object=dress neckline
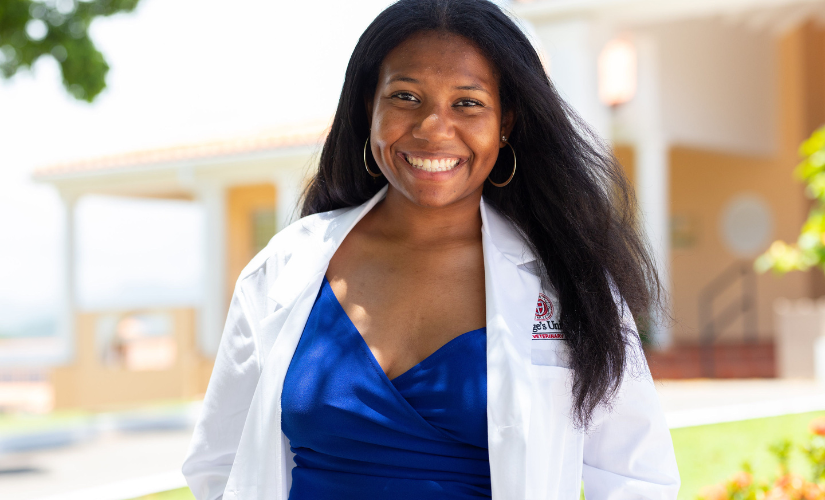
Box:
[321,276,485,383]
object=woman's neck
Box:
[368,185,484,249]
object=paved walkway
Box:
[3,379,825,500]
[0,429,192,500]
[656,379,825,428]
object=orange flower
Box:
[766,474,825,500]
[700,483,728,500]
[766,486,792,500]
[775,473,805,491]
[810,417,825,436]
[730,471,753,489]
[802,482,825,500]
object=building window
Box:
[97,312,177,371]
[252,209,277,255]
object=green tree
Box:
[0,0,141,102]
[756,126,825,274]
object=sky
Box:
[0,0,414,333]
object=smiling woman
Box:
[364,30,513,209]
[182,1,680,499]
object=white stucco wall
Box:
[615,18,778,156]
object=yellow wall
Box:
[226,184,277,304]
[669,147,808,343]
[51,309,212,410]
[629,22,825,345]
[614,145,635,184]
[782,22,825,297]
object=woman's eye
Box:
[393,92,419,102]
[456,99,483,107]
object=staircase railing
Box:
[698,260,757,377]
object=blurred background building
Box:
[5,0,825,498]
[1,0,825,421]
[515,0,825,379]
[31,122,322,408]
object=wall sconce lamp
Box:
[598,39,637,107]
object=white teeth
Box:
[405,155,459,172]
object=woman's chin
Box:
[387,181,483,210]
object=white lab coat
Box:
[182,185,680,500]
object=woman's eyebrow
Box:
[455,84,491,95]
[388,75,419,84]
[388,75,490,95]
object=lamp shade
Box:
[598,39,637,106]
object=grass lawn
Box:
[128,488,194,500]
[0,409,90,434]
[129,410,825,500]
[672,410,825,500]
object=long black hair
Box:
[301,0,660,428]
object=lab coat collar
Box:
[266,186,537,307]
[479,196,537,267]
[266,185,389,308]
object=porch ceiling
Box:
[32,122,328,198]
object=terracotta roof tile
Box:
[33,121,330,179]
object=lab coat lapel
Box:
[225,186,389,500]
[267,184,389,310]
[481,198,540,500]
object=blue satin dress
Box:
[281,277,491,499]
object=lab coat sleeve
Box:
[182,284,261,500]
[581,303,680,500]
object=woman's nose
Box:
[412,108,454,142]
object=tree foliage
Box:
[756,126,825,275]
[0,0,140,102]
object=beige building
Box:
[34,122,326,408]
[33,0,825,407]
[515,0,825,376]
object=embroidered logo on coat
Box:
[535,293,554,321]
[532,292,564,340]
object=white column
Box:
[58,191,78,364]
[195,182,227,357]
[274,168,305,232]
[634,35,672,349]
[532,18,612,141]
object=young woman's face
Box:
[367,31,514,209]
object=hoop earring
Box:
[363,138,383,178]
[488,140,516,187]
